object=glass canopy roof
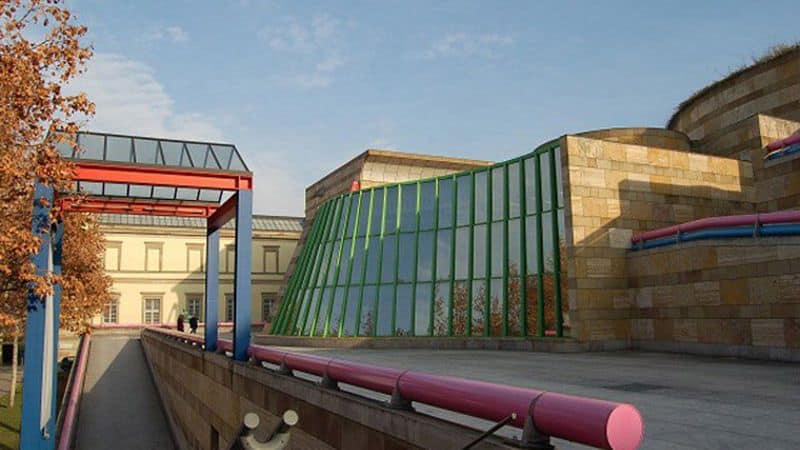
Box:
[57,131,250,203]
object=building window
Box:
[145,242,163,272]
[143,297,161,324]
[225,245,235,273]
[263,246,279,273]
[225,294,234,322]
[103,297,119,323]
[105,242,122,272]
[186,244,204,272]
[186,295,203,321]
[262,294,276,322]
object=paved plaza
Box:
[281,347,800,449]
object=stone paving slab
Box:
[278,348,800,449]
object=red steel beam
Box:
[59,198,218,218]
[206,193,238,231]
[72,161,253,191]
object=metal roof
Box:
[98,213,304,232]
[57,131,250,203]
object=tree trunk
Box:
[9,334,18,407]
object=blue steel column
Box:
[204,223,221,352]
[233,190,253,361]
[21,181,55,450]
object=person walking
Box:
[177,313,185,332]
[189,315,199,334]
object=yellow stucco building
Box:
[93,213,303,327]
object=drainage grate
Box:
[605,382,666,392]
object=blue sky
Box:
[66,0,800,215]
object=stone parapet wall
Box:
[562,134,755,344]
[754,115,800,211]
[627,237,800,361]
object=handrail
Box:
[766,133,800,151]
[631,210,800,244]
[56,333,91,450]
[147,328,643,449]
[93,321,264,330]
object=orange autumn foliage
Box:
[0,0,108,335]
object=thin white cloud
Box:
[142,25,190,43]
[66,53,222,141]
[258,14,347,89]
[426,32,514,59]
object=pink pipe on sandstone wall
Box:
[56,333,91,450]
[766,133,800,151]
[631,210,800,243]
[186,333,643,450]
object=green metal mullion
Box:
[466,172,475,337]
[279,201,328,334]
[535,155,545,337]
[308,197,344,336]
[410,182,421,336]
[428,179,439,336]
[549,148,564,337]
[299,200,339,335]
[391,187,401,335]
[447,175,457,336]
[322,193,353,337]
[354,190,374,336]
[373,188,388,337]
[484,170,492,337]
[339,191,364,336]
[518,159,529,337]
[502,163,510,336]
[292,205,330,335]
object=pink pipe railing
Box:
[93,321,264,330]
[766,133,800,151]
[56,333,91,450]
[154,329,643,449]
[631,210,800,243]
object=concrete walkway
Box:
[75,335,173,450]
[285,348,800,450]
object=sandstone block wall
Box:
[754,115,800,211]
[561,134,755,343]
[627,238,800,361]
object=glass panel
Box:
[419,182,435,230]
[314,288,332,335]
[385,187,398,233]
[133,138,159,163]
[365,240,380,283]
[416,231,434,282]
[377,285,394,336]
[160,141,183,166]
[186,143,208,168]
[77,134,104,160]
[212,145,233,169]
[176,188,199,200]
[436,229,452,281]
[414,283,432,336]
[507,263,522,336]
[543,212,554,273]
[400,184,417,232]
[55,136,74,158]
[433,282,451,336]
[526,216,540,275]
[526,275,540,335]
[153,186,176,199]
[327,243,341,285]
[342,286,359,336]
[102,183,125,196]
[380,235,396,283]
[106,136,132,162]
[346,196,359,237]
[492,166,505,221]
[509,162,520,218]
[395,284,412,336]
[129,184,151,198]
[327,287,345,336]
[454,227,469,280]
[471,280,486,335]
[79,182,102,195]
[357,193,371,237]
[490,278,503,336]
[491,222,504,278]
[541,151,552,211]
[350,238,365,284]
[397,233,415,283]
[199,189,222,202]
[508,219,521,278]
[227,148,247,171]
[370,189,384,235]
[524,157,537,214]
[474,171,488,224]
[473,224,486,278]
[438,178,454,228]
[317,243,332,287]
[456,175,472,226]
[359,286,377,336]
[554,147,564,208]
[453,281,468,335]
[337,239,352,284]
[302,288,321,334]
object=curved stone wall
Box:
[668,47,800,147]
[576,128,691,151]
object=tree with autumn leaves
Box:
[0,0,110,404]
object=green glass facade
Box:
[273,139,567,338]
